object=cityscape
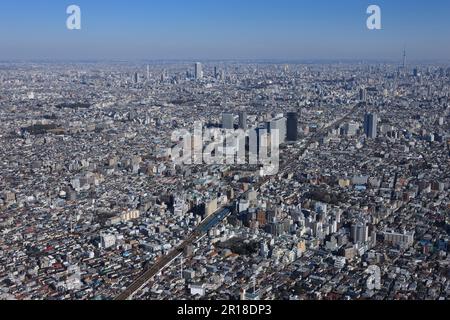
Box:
[0,1,449,303]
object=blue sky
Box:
[0,0,449,61]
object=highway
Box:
[114,104,359,300]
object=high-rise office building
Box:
[195,62,203,80]
[239,111,248,130]
[133,72,139,84]
[146,65,150,81]
[268,117,286,144]
[287,112,298,141]
[364,113,378,139]
[343,122,359,137]
[222,113,234,130]
[351,222,369,244]
[359,88,367,102]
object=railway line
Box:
[114,104,359,300]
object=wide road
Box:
[114,104,359,300]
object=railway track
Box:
[114,104,359,300]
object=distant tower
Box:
[146,65,150,81]
[402,48,407,69]
[364,113,378,139]
[133,72,139,84]
[195,62,203,80]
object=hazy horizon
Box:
[0,0,449,61]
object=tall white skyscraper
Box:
[195,62,203,80]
